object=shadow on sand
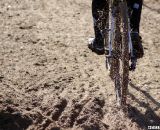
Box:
[0,110,32,130]
[144,4,160,14]
[127,82,160,130]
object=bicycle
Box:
[96,0,137,106]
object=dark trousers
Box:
[92,0,143,40]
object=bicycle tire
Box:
[113,7,122,106]
[119,1,130,106]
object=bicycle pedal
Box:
[129,66,135,71]
[129,63,135,71]
[106,55,112,58]
[105,49,109,55]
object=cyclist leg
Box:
[92,0,107,42]
[88,0,108,54]
[127,0,144,58]
[127,0,143,32]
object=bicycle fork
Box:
[105,7,137,71]
[128,20,137,71]
[105,7,116,70]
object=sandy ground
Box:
[0,0,160,130]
